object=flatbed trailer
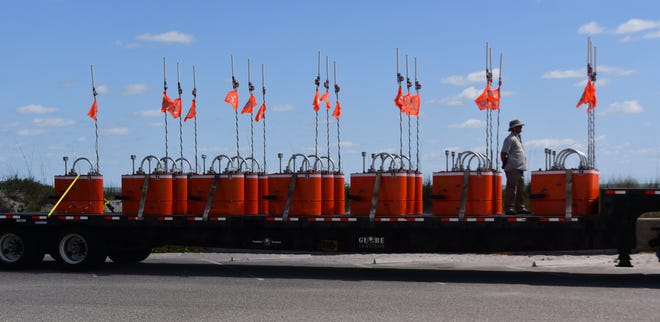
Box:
[1,188,659,271]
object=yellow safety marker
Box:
[48,174,80,218]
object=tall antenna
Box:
[261,64,267,173]
[405,54,412,167]
[89,65,100,173]
[333,60,342,172]
[396,48,403,159]
[163,57,169,171]
[414,57,421,172]
[176,62,183,170]
[191,65,198,173]
[231,55,240,157]
[587,38,597,169]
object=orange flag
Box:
[312,89,320,111]
[184,99,196,122]
[332,100,341,119]
[241,93,258,114]
[394,86,404,110]
[401,93,412,114]
[255,103,266,122]
[169,98,182,118]
[577,80,597,111]
[474,82,491,110]
[224,89,239,110]
[161,92,174,112]
[87,98,98,120]
[488,87,500,110]
[408,94,420,116]
[320,91,331,109]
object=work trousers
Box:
[504,169,526,212]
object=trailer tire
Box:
[0,231,44,269]
[108,248,152,264]
[52,230,107,271]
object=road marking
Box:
[202,259,265,281]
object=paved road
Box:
[0,253,659,321]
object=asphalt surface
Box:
[1,252,659,321]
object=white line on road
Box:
[202,259,265,281]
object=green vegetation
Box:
[600,176,659,189]
[0,175,53,212]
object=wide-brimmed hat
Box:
[508,119,524,131]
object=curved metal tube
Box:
[286,153,311,173]
[69,157,97,175]
[369,152,394,172]
[318,156,336,172]
[173,157,194,173]
[139,155,164,174]
[554,148,588,169]
[209,155,234,174]
[242,157,263,173]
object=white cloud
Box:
[542,69,583,79]
[273,103,294,111]
[104,127,130,136]
[18,129,47,136]
[619,35,634,43]
[526,138,580,149]
[597,65,635,76]
[17,104,57,114]
[599,100,643,115]
[614,18,660,34]
[340,141,357,148]
[123,83,148,96]
[135,109,163,117]
[32,118,75,127]
[441,86,481,106]
[441,70,498,86]
[136,31,195,45]
[96,84,110,94]
[643,29,660,39]
[578,21,605,35]
[449,118,485,129]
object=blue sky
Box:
[2,0,659,186]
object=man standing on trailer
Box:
[501,119,531,215]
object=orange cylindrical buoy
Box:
[349,172,407,216]
[414,172,423,215]
[334,173,345,215]
[321,172,335,215]
[492,171,503,215]
[244,173,259,215]
[258,174,269,214]
[121,174,173,215]
[54,175,104,214]
[530,169,599,216]
[172,174,188,215]
[267,173,322,216]
[432,171,494,216]
[187,174,245,215]
[406,172,415,215]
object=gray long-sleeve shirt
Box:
[501,132,527,171]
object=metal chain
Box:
[235,109,240,157]
[495,108,501,170]
[95,117,99,173]
[416,114,420,172]
[315,110,319,156]
[164,110,169,170]
[399,108,403,158]
[408,113,411,168]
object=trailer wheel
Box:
[53,230,107,271]
[108,248,152,264]
[0,231,44,269]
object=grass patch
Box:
[0,175,53,212]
